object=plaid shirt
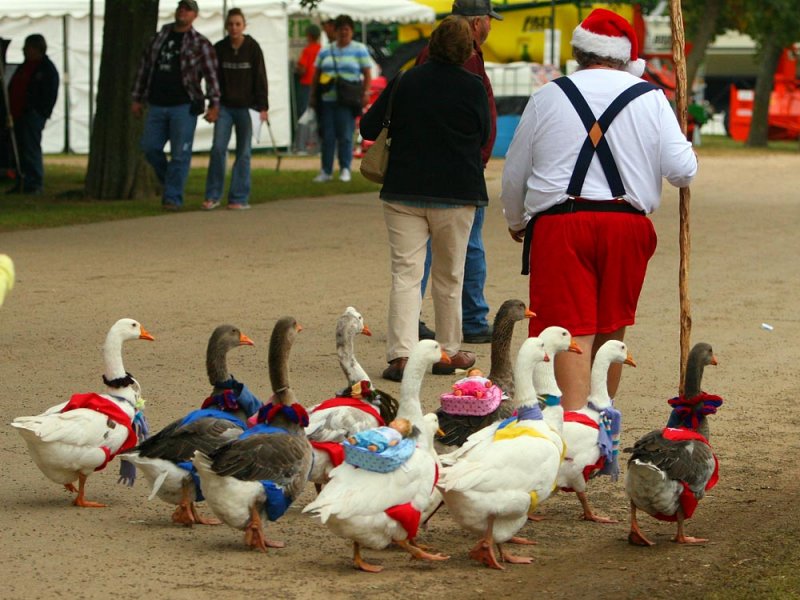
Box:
[132,24,220,107]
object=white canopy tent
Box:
[0,1,291,153]
[0,0,434,155]
[304,0,435,24]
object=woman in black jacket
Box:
[360,15,490,382]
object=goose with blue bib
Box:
[120,324,258,526]
[193,316,311,552]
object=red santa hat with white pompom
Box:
[571,8,647,77]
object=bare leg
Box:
[673,509,708,544]
[577,491,618,523]
[592,328,627,399]
[555,335,594,411]
[73,473,105,508]
[627,500,654,546]
[353,542,383,573]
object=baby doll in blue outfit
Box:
[347,418,412,452]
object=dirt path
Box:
[1,154,798,599]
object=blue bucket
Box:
[492,115,521,158]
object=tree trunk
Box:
[686,0,724,92]
[746,38,783,147]
[85,0,159,199]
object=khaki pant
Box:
[382,201,476,361]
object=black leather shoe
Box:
[463,325,493,344]
[418,320,435,340]
[382,357,408,382]
[432,350,476,375]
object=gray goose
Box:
[193,316,312,552]
[120,324,257,526]
[435,299,534,450]
[624,342,722,545]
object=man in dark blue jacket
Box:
[7,34,59,195]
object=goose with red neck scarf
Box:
[303,340,450,573]
[193,316,311,552]
[556,340,636,523]
[305,306,398,490]
[438,337,559,570]
[625,342,722,546]
[11,318,154,507]
[120,324,258,526]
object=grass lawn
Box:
[0,162,380,232]
[0,135,795,232]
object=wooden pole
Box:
[669,0,691,393]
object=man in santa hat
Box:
[500,8,697,411]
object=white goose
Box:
[557,340,636,523]
[120,324,257,526]
[438,337,560,570]
[625,342,722,545]
[306,307,397,489]
[11,318,154,507]
[303,339,450,573]
[193,316,312,552]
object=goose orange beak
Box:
[710,355,718,366]
[436,428,445,437]
[239,332,255,346]
[543,352,550,362]
[568,339,583,354]
[525,308,536,318]
[624,353,637,367]
[139,326,155,341]
[439,351,451,364]
[361,325,372,336]
[295,323,303,333]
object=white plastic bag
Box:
[298,107,316,127]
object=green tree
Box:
[85,0,160,199]
[737,0,800,146]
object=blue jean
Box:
[421,205,490,334]
[15,110,47,191]
[319,101,355,175]
[140,103,197,206]
[205,106,252,204]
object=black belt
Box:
[520,199,646,275]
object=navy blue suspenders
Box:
[552,76,657,198]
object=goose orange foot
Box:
[508,536,537,545]
[64,483,78,493]
[244,509,284,551]
[72,474,105,507]
[396,539,449,562]
[673,534,708,544]
[468,539,504,570]
[499,544,533,565]
[172,501,196,526]
[353,542,383,573]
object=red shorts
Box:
[527,211,657,337]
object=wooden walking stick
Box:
[669,0,692,393]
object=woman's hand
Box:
[509,228,525,243]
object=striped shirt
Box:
[315,41,371,103]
